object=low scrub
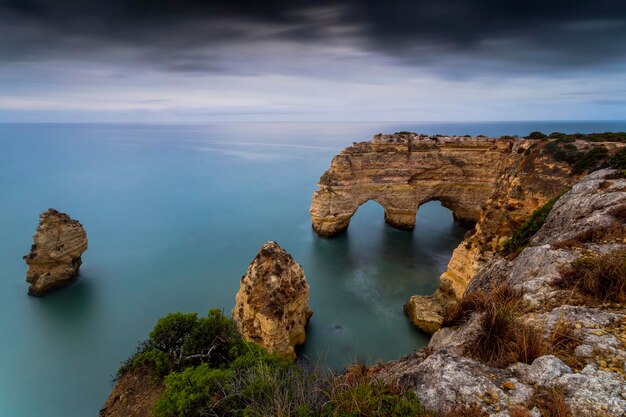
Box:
[531,387,573,417]
[471,302,545,367]
[441,283,544,368]
[547,320,585,370]
[555,249,626,304]
[441,283,520,328]
[552,220,625,249]
[118,310,431,417]
[502,190,568,256]
[524,131,626,143]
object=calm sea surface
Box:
[1,121,625,416]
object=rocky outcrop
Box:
[310,133,581,333]
[373,169,626,416]
[233,241,312,361]
[99,369,164,417]
[24,208,88,296]
[310,133,518,237]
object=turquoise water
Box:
[1,121,625,417]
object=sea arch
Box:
[310,133,514,237]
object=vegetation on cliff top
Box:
[502,190,568,256]
[118,310,430,417]
[522,131,625,175]
[556,249,626,304]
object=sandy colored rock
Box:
[311,133,583,331]
[373,170,626,416]
[310,133,516,237]
[99,369,164,417]
[24,208,88,296]
[404,294,448,334]
[233,241,312,361]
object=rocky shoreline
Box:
[101,133,625,416]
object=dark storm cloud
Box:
[2,0,626,75]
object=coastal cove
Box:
[1,121,626,417]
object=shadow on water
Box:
[302,200,468,369]
[30,272,97,328]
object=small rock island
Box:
[24,208,88,296]
[233,241,312,360]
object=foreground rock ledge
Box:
[233,241,312,361]
[375,169,626,416]
[24,208,88,297]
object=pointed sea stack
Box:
[24,209,88,296]
[233,241,312,361]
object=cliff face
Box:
[311,134,579,333]
[99,370,164,417]
[374,169,626,416]
[24,208,88,296]
[310,133,518,237]
[233,241,312,361]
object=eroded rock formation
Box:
[310,133,517,237]
[24,208,88,296]
[233,241,312,361]
[374,169,626,416]
[311,133,579,333]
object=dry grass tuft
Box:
[441,283,522,328]
[531,387,573,417]
[471,302,546,368]
[552,221,625,249]
[555,249,626,304]
[441,290,488,327]
[548,320,585,370]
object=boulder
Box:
[24,208,88,296]
[233,241,312,360]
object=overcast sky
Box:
[1,0,626,122]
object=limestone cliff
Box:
[24,208,88,296]
[310,133,582,333]
[233,241,312,361]
[310,133,518,237]
[373,169,626,416]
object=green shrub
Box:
[323,365,424,417]
[610,147,626,170]
[130,349,172,381]
[120,311,431,417]
[526,131,547,139]
[502,190,568,255]
[150,312,198,354]
[154,364,233,417]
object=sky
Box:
[1,0,626,122]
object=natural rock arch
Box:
[310,133,515,237]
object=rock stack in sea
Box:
[24,208,88,296]
[233,241,312,361]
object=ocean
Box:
[1,121,625,416]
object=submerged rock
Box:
[233,241,312,360]
[24,208,88,296]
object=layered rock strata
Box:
[24,208,88,296]
[310,133,517,237]
[233,241,313,361]
[374,169,626,416]
[311,133,579,333]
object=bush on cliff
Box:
[118,310,429,417]
[117,309,246,381]
[502,190,568,256]
[556,249,626,304]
